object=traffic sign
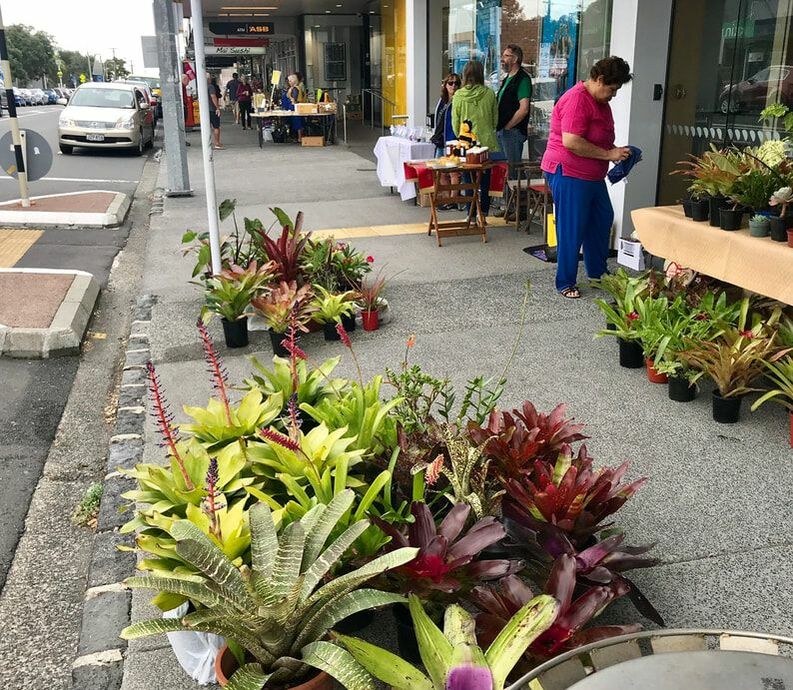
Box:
[0,130,53,182]
[80,73,87,83]
[57,70,63,78]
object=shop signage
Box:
[212,37,269,47]
[207,21,274,36]
[722,19,755,40]
[205,45,266,55]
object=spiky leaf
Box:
[225,663,273,690]
[335,633,433,690]
[301,640,377,690]
[303,490,355,567]
[410,594,453,688]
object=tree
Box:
[104,57,130,81]
[58,49,92,87]
[6,24,56,85]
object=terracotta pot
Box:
[215,645,333,689]
[361,310,379,331]
[788,229,793,248]
[645,358,668,384]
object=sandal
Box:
[560,286,581,299]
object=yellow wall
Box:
[381,0,407,124]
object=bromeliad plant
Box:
[334,592,559,690]
[311,286,356,325]
[121,492,418,690]
[201,261,275,323]
[252,280,315,334]
[255,208,311,282]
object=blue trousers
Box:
[545,167,613,292]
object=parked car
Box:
[58,82,155,155]
[11,88,24,107]
[44,89,58,104]
[128,74,162,117]
[19,89,33,105]
[114,80,159,123]
[719,64,793,113]
[29,88,47,105]
[53,88,69,105]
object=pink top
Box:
[541,81,615,181]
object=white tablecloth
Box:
[373,136,436,200]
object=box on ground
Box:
[301,136,325,147]
[618,238,646,270]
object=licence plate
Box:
[86,133,105,142]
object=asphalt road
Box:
[0,105,147,202]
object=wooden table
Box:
[403,160,509,247]
[250,110,336,148]
[632,205,793,305]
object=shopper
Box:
[225,72,240,124]
[208,74,224,149]
[237,75,253,130]
[541,56,633,299]
[287,72,307,142]
[497,44,532,168]
[432,73,461,210]
[452,60,502,218]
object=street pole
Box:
[0,4,30,207]
[190,0,221,275]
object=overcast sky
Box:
[2,0,158,76]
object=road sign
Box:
[57,70,63,78]
[0,130,53,182]
[80,73,87,83]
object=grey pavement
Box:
[0,107,147,202]
[116,122,793,690]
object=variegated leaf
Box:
[301,521,369,597]
[250,503,278,582]
[225,663,273,690]
[120,617,188,640]
[302,490,355,567]
[123,575,225,609]
[335,633,433,690]
[302,640,377,690]
[266,520,306,603]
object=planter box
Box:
[617,238,645,271]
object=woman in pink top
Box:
[541,57,633,298]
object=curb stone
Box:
[71,294,156,690]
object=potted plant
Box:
[595,281,647,369]
[751,355,793,447]
[723,169,775,231]
[333,593,559,690]
[749,213,770,237]
[252,281,314,356]
[311,286,356,341]
[769,186,793,241]
[632,294,671,383]
[673,147,744,226]
[358,270,386,332]
[689,192,710,222]
[121,493,418,690]
[201,261,275,348]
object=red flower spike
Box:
[406,334,416,348]
[259,426,301,452]
[146,361,194,491]
[196,319,233,426]
[627,311,639,321]
[336,322,352,348]
[366,255,374,263]
[282,337,307,361]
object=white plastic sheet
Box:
[164,603,224,685]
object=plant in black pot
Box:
[751,355,793,448]
[252,280,315,356]
[724,168,777,231]
[680,299,790,424]
[202,261,275,348]
[311,286,356,342]
[594,277,649,369]
[769,186,793,241]
[672,147,743,226]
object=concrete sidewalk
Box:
[121,124,793,689]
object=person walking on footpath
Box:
[495,44,532,218]
[225,72,240,125]
[237,75,253,130]
[208,73,224,150]
[541,56,633,299]
[452,60,502,219]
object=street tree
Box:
[104,57,130,81]
[6,24,56,85]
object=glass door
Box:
[658,0,793,205]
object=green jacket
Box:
[451,84,500,152]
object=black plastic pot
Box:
[708,195,727,227]
[268,329,290,357]
[619,339,644,369]
[668,375,696,402]
[719,207,743,231]
[690,198,709,222]
[393,604,421,664]
[341,312,356,332]
[333,609,374,634]
[221,317,248,348]
[769,215,789,242]
[712,391,742,424]
[682,198,693,218]
[323,322,341,341]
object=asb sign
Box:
[207,21,274,36]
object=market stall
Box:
[374,135,436,200]
[632,205,793,306]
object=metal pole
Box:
[0,4,30,207]
[190,0,222,275]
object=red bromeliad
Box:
[373,502,522,600]
[259,426,302,453]
[146,361,194,491]
[196,318,232,426]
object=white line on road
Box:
[0,176,139,183]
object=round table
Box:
[569,650,793,690]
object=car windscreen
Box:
[71,88,135,108]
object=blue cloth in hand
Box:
[607,145,642,184]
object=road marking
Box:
[0,229,43,267]
[0,176,138,183]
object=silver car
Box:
[58,82,155,155]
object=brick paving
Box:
[0,273,74,328]
[0,192,116,213]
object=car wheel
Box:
[60,144,73,155]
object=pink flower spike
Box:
[282,337,307,361]
[366,255,375,263]
[426,454,445,487]
[336,322,352,348]
[259,427,301,452]
[627,311,639,321]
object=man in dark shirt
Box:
[225,72,240,125]
[497,44,532,168]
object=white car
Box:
[58,82,155,155]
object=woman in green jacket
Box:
[452,60,503,217]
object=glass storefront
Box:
[658,0,793,204]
